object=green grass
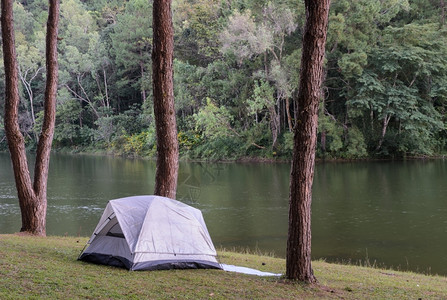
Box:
[1,234,446,299]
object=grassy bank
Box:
[1,234,446,299]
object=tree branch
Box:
[64,83,99,118]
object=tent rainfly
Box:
[78,195,221,271]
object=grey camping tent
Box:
[78,195,221,271]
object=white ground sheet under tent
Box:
[220,264,282,277]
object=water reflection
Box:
[312,161,447,274]
[1,153,446,275]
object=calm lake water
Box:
[1,153,446,275]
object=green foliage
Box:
[93,116,114,145]
[199,59,252,108]
[194,98,235,141]
[347,22,447,156]
[178,130,201,152]
[281,131,294,156]
[248,80,275,115]
[2,0,447,159]
[191,98,259,159]
[111,126,156,157]
[220,2,297,64]
[123,131,151,156]
[317,112,344,157]
[111,104,148,136]
[242,121,270,152]
[191,136,244,160]
[273,49,301,97]
[79,127,95,146]
[93,105,148,147]
[54,97,82,147]
[344,127,368,159]
[175,0,223,62]
[110,0,152,102]
[174,59,200,114]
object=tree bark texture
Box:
[286,0,330,282]
[1,0,59,236]
[152,0,179,199]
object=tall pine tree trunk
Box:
[1,0,59,236]
[286,0,330,282]
[152,0,179,199]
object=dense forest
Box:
[1,0,446,160]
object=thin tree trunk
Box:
[64,83,100,119]
[320,131,326,153]
[269,105,280,149]
[377,113,391,151]
[152,0,179,199]
[1,0,59,236]
[2,0,35,233]
[103,68,110,109]
[18,66,43,141]
[34,0,59,207]
[285,96,293,132]
[320,95,326,154]
[286,0,330,282]
[140,52,146,102]
[19,75,37,141]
